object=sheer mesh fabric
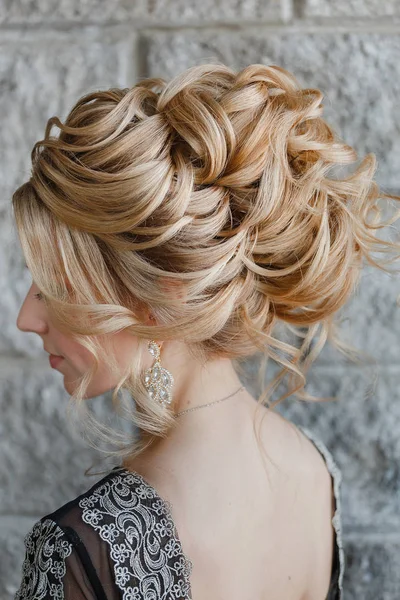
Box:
[14,427,344,600]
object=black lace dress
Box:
[13,426,344,600]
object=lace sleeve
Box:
[14,517,103,600]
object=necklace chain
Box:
[175,385,245,417]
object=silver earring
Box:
[144,340,174,407]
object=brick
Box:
[299,0,400,18]
[0,0,284,25]
[140,0,284,23]
[0,0,146,24]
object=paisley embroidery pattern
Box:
[13,434,343,600]
[78,467,193,600]
[298,426,345,598]
[14,518,73,600]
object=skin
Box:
[16,276,335,599]
[16,279,251,412]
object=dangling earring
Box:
[144,340,174,407]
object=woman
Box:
[12,62,400,600]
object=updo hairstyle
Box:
[12,62,400,467]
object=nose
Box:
[16,284,47,334]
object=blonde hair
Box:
[12,62,400,474]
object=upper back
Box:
[126,407,344,600]
[14,408,344,600]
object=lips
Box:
[49,355,64,368]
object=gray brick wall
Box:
[1,2,399,598]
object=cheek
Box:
[52,333,92,368]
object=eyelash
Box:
[34,292,43,300]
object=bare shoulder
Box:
[262,411,336,599]
[258,409,334,483]
[268,411,326,468]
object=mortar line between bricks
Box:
[1,20,400,38]
[343,529,400,543]
[123,20,400,34]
